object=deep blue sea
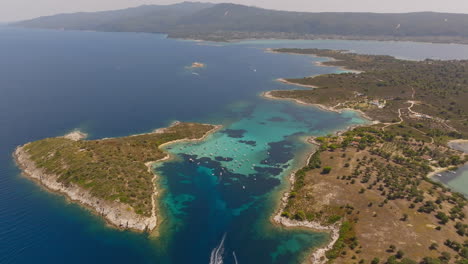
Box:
[1,26,468,264]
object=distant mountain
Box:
[14,2,215,32]
[14,2,468,43]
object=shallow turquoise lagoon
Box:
[153,99,367,263]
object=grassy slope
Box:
[24,122,215,216]
[284,128,467,263]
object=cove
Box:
[153,100,366,263]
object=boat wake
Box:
[210,233,226,264]
[209,233,240,264]
[232,251,238,264]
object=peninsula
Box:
[14,122,218,232]
[269,49,468,263]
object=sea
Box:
[1,26,468,264]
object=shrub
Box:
[436,211,449,224]
[327,215,342,224]
[322,166,332,174]
[294,211,306,221]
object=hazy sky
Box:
[2,0,468,22]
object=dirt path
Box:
[381,87,435,143]
[381,107,404,131]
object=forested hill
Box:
[13,2,468,43]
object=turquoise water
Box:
[2,26,468,263]
[436,166,468,197]
[153,101,366,263]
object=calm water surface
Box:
[435,142,468,196]
[1,26,468,264]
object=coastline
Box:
[13,123,222,233]
[264,51,384,263]
[277,78,318,89]
[266,79,370,263]
[264,87,465,263]
[427,139,468,181]
[264,53,463,262]
[447,139,468,154]
[265,48,363,74]
[62,130,88,141]
[263,90,377,125]
[313,60,363,74]
[191,35,468,46]
[265,95,372,263]
[144,123,223,234]
[271,148,340,264]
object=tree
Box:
[386,256,398,264]
[461,247,468,258]
[455,222,466,236]
[396,250,405,259]
[294,210,306,221]
[439,252,451,262]
[322,166,332,174]
[371,257,380,264]
[421,257,442,264]
[429,243,438,250]
[401,213,408,221]
[436,211,449,224]
[400,258,417,264]
[281,211,291,218]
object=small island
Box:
[269,49,468,263]
[13,122,219,232]
[187,62,206,69]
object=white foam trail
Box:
[232,251,238,264]
[209,233,226,264]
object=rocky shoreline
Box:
[14,144,158,232]
[13,123,222,233]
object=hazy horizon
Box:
[2,0,468,22]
